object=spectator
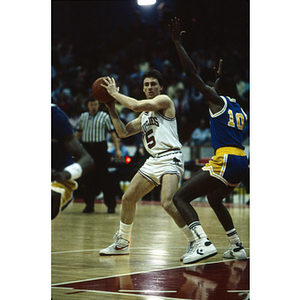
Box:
[173,85,190,116]
[51,9,249,147]
[189,118,211,146]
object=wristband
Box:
[64,163,82,180]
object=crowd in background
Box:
[51,6,249,147]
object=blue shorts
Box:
[202,147,248,187]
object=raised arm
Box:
[169,18,223,113]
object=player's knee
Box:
[172,192,183,209]
[207,195,220,208]
[121,193,135,206]
[121,193,128,203]
[160,197,173,213]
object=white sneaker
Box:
[223,242,247,260]
[182,238,218,264]
[99,231,130,256]
[180,241,196,261]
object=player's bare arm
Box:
[132,94,175,119]
[169,17,223,114]
[52,134,95,181]
[102,76,175,118]
[105,100,142,138]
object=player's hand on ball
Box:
[101,77,119,97]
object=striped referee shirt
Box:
[76,111,115,143]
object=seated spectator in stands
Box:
[104,64,119,82]
[189,118,211,146]
[108,138,129,158]
[138,56,150,75]
[173,85,190,115]
[119,107,136,124]
[167,78,184,100]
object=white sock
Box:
[119,221,132,242]
[226,228,241,244]
[181,225,196,243]
[189,221,207,240]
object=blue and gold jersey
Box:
[51,104,74,171]
[209,96,247,151]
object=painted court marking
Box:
[51,247,250,255]
[52,259,249,300]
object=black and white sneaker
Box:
[223,242,247,260]
[182,238,217,264]
[180,241,196,261]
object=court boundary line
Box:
[51,286,194,300]
[51,246,250,255]
[51,258,248,286]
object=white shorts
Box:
[138,150,184,186]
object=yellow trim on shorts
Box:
[51,180,78,210]
[202,147,246,186]
[215,147,246,156]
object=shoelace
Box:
[186,241,196,253]
[114,231,130,246]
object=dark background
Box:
[51,0,249,146]
[52,0,249,74]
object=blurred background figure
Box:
[189,118,211,146]
[75,97,122,213]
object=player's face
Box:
[87,100,99,116]
[143,77,163,99]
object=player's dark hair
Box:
[142,69,164,87]
[217,76,240,100]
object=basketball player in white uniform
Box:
[99,70,196,260]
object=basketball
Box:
[92,77,114,103]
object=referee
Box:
[75,97,122,213]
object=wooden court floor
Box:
[51,200,250,300]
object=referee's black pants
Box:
[78,142,116,211]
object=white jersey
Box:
[140,111,182,157]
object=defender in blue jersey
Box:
[170,18,248,263]
[51,104,94,219]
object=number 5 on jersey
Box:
[146,129,156,148]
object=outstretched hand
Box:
[168,17,186,44]
[213,59,223,79]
